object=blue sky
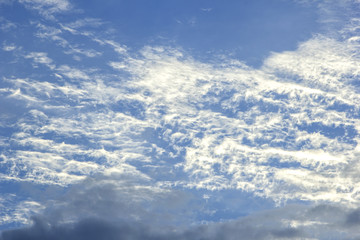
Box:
[1,0,360,239]
[75,0,320,66]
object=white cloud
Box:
[103,40,127,54]
[0,196,45,226]
[18,0,72,19]
[66,18,104,29]
[25,52,55,69]
[2,1,360,225]
[5,35,360,205]
[56,65,90,80]
[34,23,103,59]
[2,44,16,51]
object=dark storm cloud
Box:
[0,216,303,240]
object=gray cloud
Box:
[0,217,303,240]
[1,217,165,240]
[4,205,360,240]
[345,209,360,227]
[2,174,360,240]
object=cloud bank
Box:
[3,188,360,240]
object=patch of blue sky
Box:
[185,188,276,223]
[296,122,358,145]
[75,0,320,67]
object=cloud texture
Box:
[1,0,360,239]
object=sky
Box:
[1,0,360,239]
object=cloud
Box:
[0,217,301,240]
[25,52,55,69]
[0,18,17,32]
[0,194,45,227]
[2,0,360,235]
[0,173,199,236]
[65,18,104,29]
[3,21,360,205]
[0,218,173,240]
[18,0,72,19]
[4,199,360,240]
[2,44,17,52]
[56,65,90,80]
[33,23,103,59]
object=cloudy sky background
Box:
[1,0,360,239]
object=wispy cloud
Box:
[0,18,17,32]
[34,22,103,59]
[56,65,90,80]
[18,0,72,19]
[3,20,360,205]
[66,18,104,29]
[200,8,212,12]
[2,44,17,52]
[25,52,55,69]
